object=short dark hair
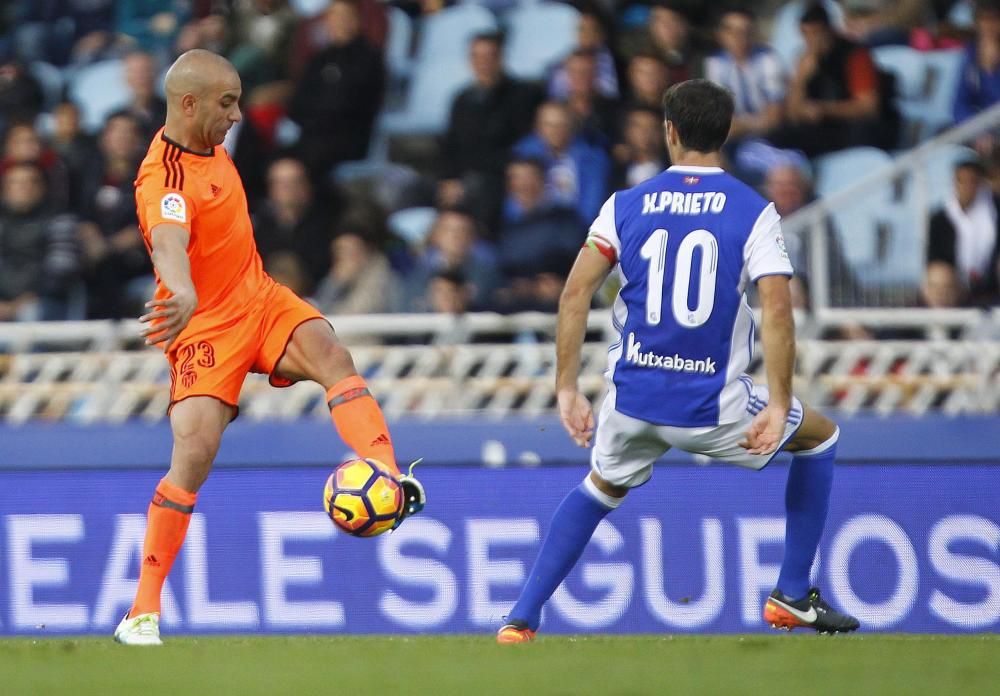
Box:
[103,109,140,129]
[470,32,503,50]
[715,2,755,25]
[976,0,1000,16]
[625,105,662,122]
[800,2,832,26]
[630,50,668,67]
[661,79,734,153]
[955,158,986,176]
[432,268,468,287]
[3,160,47,185]
[566,47,598,62]
[507,156,547,178]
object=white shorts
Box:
[591,377,804,488]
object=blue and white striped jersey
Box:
[588,165,793,427]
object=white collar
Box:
[667,165,725,174]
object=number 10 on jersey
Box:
[639,228,719,328]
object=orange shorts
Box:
[167,283,325,414]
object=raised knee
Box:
[814,413,838,442]
[173,426,220,467]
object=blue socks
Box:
[508,476,622,630]
[776,430,839,601]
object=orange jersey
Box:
[135,129,271,331]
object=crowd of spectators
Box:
[0,0,998,325]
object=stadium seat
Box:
[29,62,65,110]
[872,45,926,101]
[815,147,894,269]
[872,201,923,288]
[414,5,498,66]
[917,143,977,208]
[378,54,473,136]
[948,0,974,29]
[921,50,964,133]
[461,0,519,11]
[503,2,581,80]
[289,0,331,18]
[770,0,845,70]
[388,206,438,246]
[815,147,893,198]
[67,59,128,133]
[386,6,414,79]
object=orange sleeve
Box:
[135,158,196,245]
[846,48,878,97]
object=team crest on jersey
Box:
[775,232,789,260]
[160,193,187,222]
[683,175,700,185]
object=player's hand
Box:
[740,405,789,456]
[558,388,594,448]
[139,288,197,351]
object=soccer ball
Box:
[323,458,403,537]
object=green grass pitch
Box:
[2,634,998,695]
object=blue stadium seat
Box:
[388,206,438,247]
[872,45,925,100]
[921,50,964,133]
[67,59,128,133]
[415,5,498,66]
[386,6,414,79]
[918,143,977,208]
[378,54,473,137]
[815,147,893,197]
[770,0,845,70]
[815,147,893,269]
[503,2,581,80]
[289,0,330,18]
[948,0,974,29]
[29,61,65,110]
[872,201,923,288]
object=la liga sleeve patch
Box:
[160,192,187,223]
[775,232,789,261]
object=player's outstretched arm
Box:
[140,223,197,350]
[556,246,612,448]
[742,274,795,455]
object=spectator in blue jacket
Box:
[512,101,610,223]
[954,0,1000,123]
[498,157,583,280]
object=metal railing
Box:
[2,311,999,423]
[783,103,1000,310]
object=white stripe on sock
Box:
[582,474,625,509]
[795,426,840,457]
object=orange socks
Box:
[326,375,398,475]
[130,478,197,617]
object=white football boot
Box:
[114,612,163,646]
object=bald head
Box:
[162,49,242,151]
[165,49,239,102]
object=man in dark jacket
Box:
[769,2,898,156]
[289,0,384,182]
[252,156,335,293]
[0,162,80,321]
[438,32,541,236]
[926,159,1000,307]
